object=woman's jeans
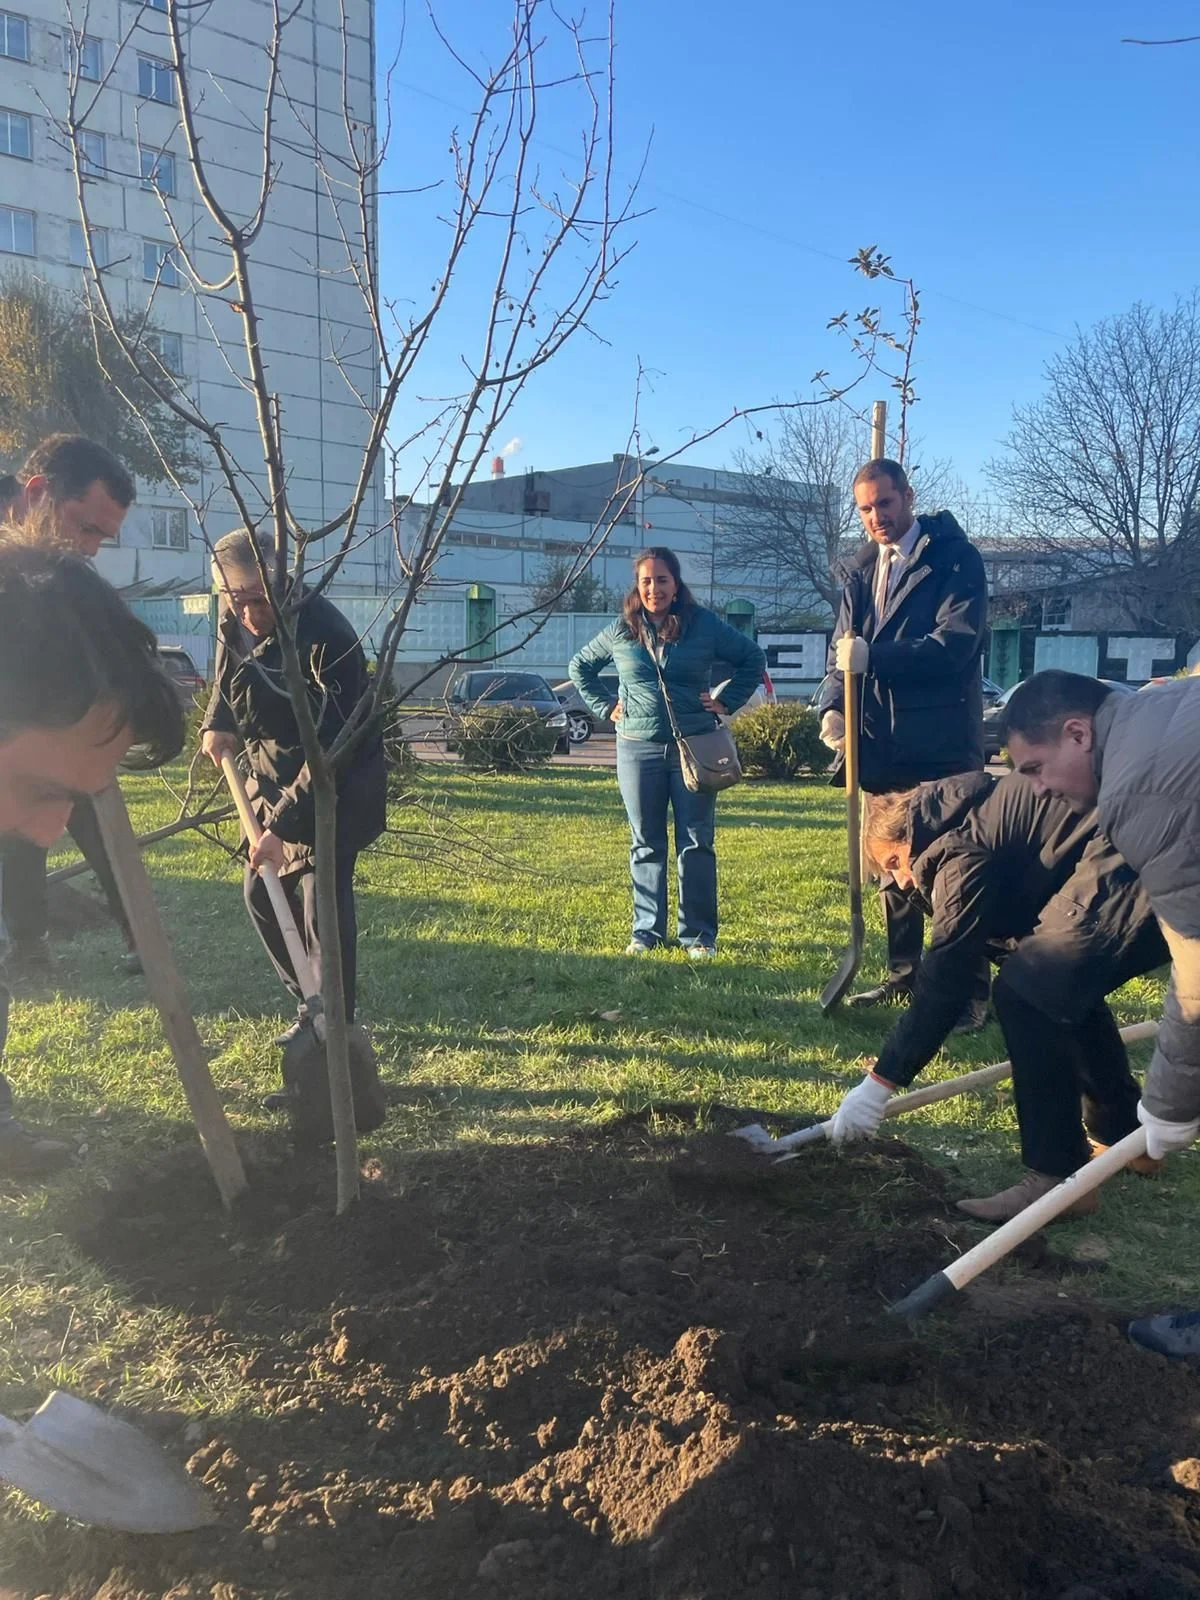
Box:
[615,736,717,947]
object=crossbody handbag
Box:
[648,644,743,794]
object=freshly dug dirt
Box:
[11,1108,1200,1600]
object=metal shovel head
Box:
[0,1391,213,1533]
[819,909,865,1013]
[282,1021,388,1144]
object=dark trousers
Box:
[244,849,361,1020]
[0,864,13,1123]
[992,910,1170,1178]
[994,980,1141,1177]
[0,800,131,947]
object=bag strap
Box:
[646,635,687,741]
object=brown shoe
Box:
[1087,1138,1163,1178]
[956,1170,1099,1222]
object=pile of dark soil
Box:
[12,1107,1200,1600]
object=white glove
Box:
[820,710,845,752]
[1137,1101,1200,1160]
[827,1072,894,1145]
[835,636,870,674]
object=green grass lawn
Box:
[1,758,1195,1506]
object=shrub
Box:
[732,702,833,780]
[450,705,557,771]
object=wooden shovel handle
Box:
[220,756,324,1027]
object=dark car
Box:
[446,669,570,753]
[158,645,206,706]
[981,675,1004,709]
[982,677,1136,760]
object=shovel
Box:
[221,757,386,1144]
[890,1127,1149,1318]
[819,643,863,1012]
[0,1391,211,1533]
[730,1020,1159,1159]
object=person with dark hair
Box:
[0,541,184,1174]
[816,458,989,1023]
[199,531,387,1110]
[825,772,1167,1219]
[569,547,765,957]
[0,435,140,974]
[1003,670,1200,1352]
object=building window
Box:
[0,203,34,255]
[0,11,29,62]
[146,0,168,10]
[137,54,174,104]
[151,507,189,550]
[144,329,183,372]
[139,146,176,195]
[77,128,106,176]
[0,107,31,160]
[64,33,102,81]
[143,240,180,287]
[1042,594,1072,630]
[68,220,108,268]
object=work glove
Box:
[835,636,870,675]
[1137,1100,1200,1160]
[820,710,845,753]
[827,1071,895,1145]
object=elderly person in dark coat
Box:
[1004,670,1200,1355]
[199,532,386,1103]
[816,459,988,1023]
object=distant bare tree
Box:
[987,296,1200,630]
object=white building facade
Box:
[0,0,384,595]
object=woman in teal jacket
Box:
[569,547,765,956]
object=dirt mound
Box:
[15,1117,1200,1599]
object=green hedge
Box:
[731,702,833,780]
[449,705,558,772]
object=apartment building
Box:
[0,0,385,591]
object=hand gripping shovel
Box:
[819,643,863,1012]
[0,1391,211,1532]
[730,1020,1159,1159]
[890,1127,1149,1318]
[221,757,386,1145]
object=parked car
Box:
[983,677,1136,760]
[445,669,570,753]
[981,674,1004,709]
[552,678,618,744]
[158,645,206,707]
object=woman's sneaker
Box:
[686,944,717,960]
[625,939,656,955]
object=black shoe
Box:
[261,1091,294,1113]
[119,951,143,976]
[951,997,990,1034]
[1128,1309,1200,1358]
[0,1119,73,1177]
[846,978,914,1010]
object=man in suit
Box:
[816,458,988,1022]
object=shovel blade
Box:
[0,1392,212,1533]
[819,911,865,1013]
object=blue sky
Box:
[376,2,1199,496]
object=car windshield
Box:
[160,652,198,679]
[466,674,551,703]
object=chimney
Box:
[491,456,505,479]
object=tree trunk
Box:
[311,764,359,1213]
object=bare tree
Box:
[987,296,1200,630]
[727,408,969,624]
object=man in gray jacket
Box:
[1004,670,1200,1355]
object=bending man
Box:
[1003,671,1200,1353]
[0,543,183,1173]
[826,770,1166,1220]
[199,532,387,1119]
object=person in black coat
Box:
[816,458,988,1016]
[824,772,1168,1219]
[199,532,386,1092]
